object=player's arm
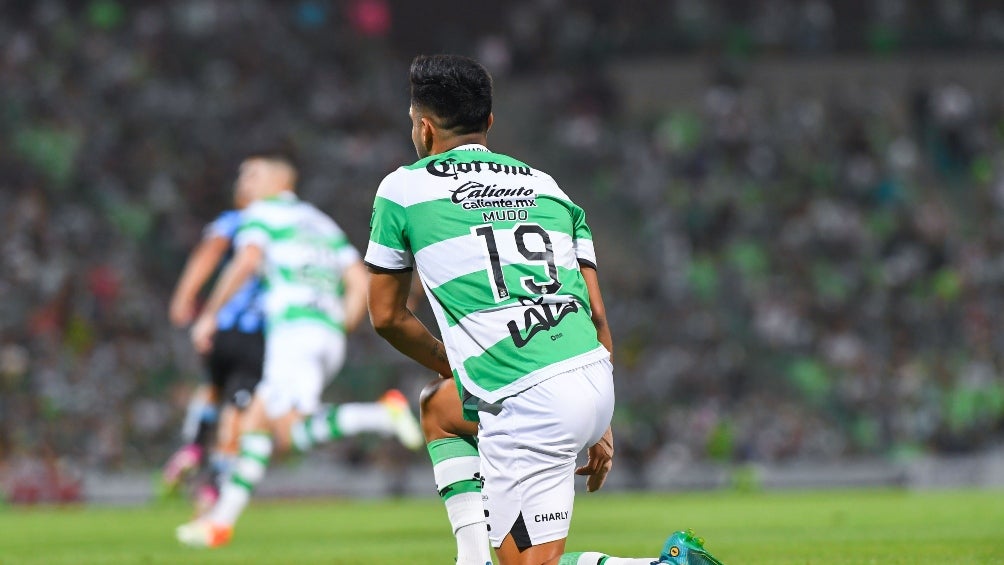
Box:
[569,200,611,358]
[190,244,263,354]
[340,260,369,333]
[580,263,613,363]
[405,272,427,312]
[368,269,452,377]
[168,235,230,327]
[576,262,614,492]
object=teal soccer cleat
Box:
[656,529,725,565]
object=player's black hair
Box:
[243,148,298,172]
[409,54,493,134]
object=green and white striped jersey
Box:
[236,192,360,333]
[365,144,608,403]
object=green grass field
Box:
[1,490,1002,564]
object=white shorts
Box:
[478,358,614,548]
[256,323,346,419]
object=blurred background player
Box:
[161,177,266,514]
[176,152,423,548]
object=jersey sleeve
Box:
[570,202,596,269]
[364,174,414,272]
[234,203,272,250]
[544,175,597,270]
[203,210,242,241]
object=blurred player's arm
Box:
[341,260,369,333]
[169,234,231,327]
[576,263,614,492]
[368,269,452,377]
[190,244,263,354]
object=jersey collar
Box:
[264,190,298,203]
[452,143,490,152]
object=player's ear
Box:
[421,117,436,154]
[485,113,494,133]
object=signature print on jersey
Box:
[507,297,578,348]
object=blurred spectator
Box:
[1,0,1003,495]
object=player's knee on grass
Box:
[420,376,477,441]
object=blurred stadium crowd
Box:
[1,0,1003,500]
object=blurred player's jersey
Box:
[365,144,607,403]
[236,192,359,333]
[205,210,265,333]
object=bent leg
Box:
[421,376,490,565]
[420,375,478,441]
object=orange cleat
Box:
[176,518,233,548]
[379,389,423,450]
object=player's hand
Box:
[575,426,613,492]
[190,314,217,355]
[169,296,196,327]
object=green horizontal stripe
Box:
[240,219,294,241]
[241,219,350,250]
[240,451,270,466]
[439,479,483,501]
[430,265,590,328]
[427,436,479,465]
[369,196,409,251]
[230,474,255,493]
[270,306,345,332]
[462,307,601,393]
[327,234,352,251]
[275,265,338,289]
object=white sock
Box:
[208,433,272,526]
[210,482,251,527]
[290,403,397,452]
[429,438,491,565]
[335,403,395,436]
[447,493,492,565]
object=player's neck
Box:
[263,188,296,201]
[432,133,488,155]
